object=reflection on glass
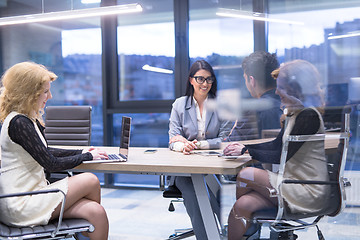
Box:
[0,19,103,146]
[263,1,360,234]
[113,113,170,148]
[117,0,175,101]
[61,27,103,146]
[189,0,253,93]
[268,6,360,107]
[267,3,360,172]
[112,112,170,187]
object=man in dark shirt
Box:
[241,51,282,139]
[222,52,282,181]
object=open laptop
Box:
[83,116,131,163]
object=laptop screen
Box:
[119,116,131,158]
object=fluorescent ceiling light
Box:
[213,64,242,70]
[81,0,101,3]
[216,8,304,26]
[142,64,173,74]
[328,31,360,40]
[0,3,142,26]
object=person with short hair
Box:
[241,51,282,138]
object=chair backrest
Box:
[275,106,351,221]
[323,106,347,132]
[225,111,259,141]
[324,106,351,217]
[44,106,92,146]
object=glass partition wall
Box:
[0,0,104,144]
[189,0,253,94]
[0,1,359,237]
[217,1,360,239]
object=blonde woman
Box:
[224,60,328,239]
[0,62,109,240]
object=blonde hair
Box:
[0,62,57,124]
[271,60,325,117]
[273,60,325,107]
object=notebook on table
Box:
[83,116,131,163]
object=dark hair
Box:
[185,60,217,98]
[242,51,279,90]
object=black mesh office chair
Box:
[225,111,260,142]
[242,106,352,240]
[163,175,224,239]
[163,184,195,240]
[0,188,94,239]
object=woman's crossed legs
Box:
[228,167,277,240]
[51,172,109,240]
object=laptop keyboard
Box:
[107,153,127,161]
[84,153,127,163]
[108,154,121,160]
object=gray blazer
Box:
[168,96,230,150]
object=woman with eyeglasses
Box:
[168,60,230,240]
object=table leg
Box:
[205,174,221,196]
[205,174,221,218]
[191,174,221,240]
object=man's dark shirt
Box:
[257,88,282,138]
[225,88,282,141]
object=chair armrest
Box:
[343,177,351,187]
[283,179,351,188]
[267,187,278,198]
[286,132,349,143]
[0,189,60,199]
[282,179,338,185]
[0,188,67,238]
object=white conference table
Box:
[69,146,251,240]
[0,134,338,240]
[53,133,341,240]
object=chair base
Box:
[167,228,194,240]
[244,229,298,240]
[268,230,298,240]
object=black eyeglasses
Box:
[193,76,215,84]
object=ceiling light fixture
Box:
[81,0,101,3]
[216,8,304,26]
[0,3,142,26]
[213,64,242,70]
[142,64,173,74]
[328,31,360,40]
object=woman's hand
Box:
[169,135,188,144]
[169,135,199,155]
[223,142,246,156]
[182,139,199,155]
[83,147,108,160]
